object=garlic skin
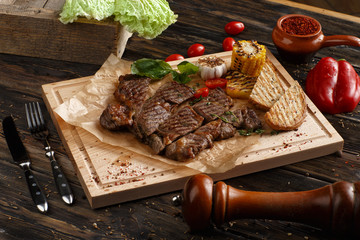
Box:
[197,56,227,80]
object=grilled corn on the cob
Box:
[230,40,266,77]
[225,70,257,99]
[197,56,227,80]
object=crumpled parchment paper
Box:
[55,54,260,173]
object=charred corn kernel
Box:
[230,40,266,77]
[225,70,257,99]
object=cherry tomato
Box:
[187,43,205,58]
[224,21,245,35]
[222,37,235,51]
[193,87,209,98]
[205,78,227,89]
[165,54,185,62]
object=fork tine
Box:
[29,102,38,132]
[25,103,33,131]
[32,102,42,131]
[35,102,46,131]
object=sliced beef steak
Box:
[242,107,262,130]
[100,103,133,130]
[132,81,195,139]
[157,106,204,144]
[165,133,212,161]
[100,74,151,130]
[133,100,172,138]
[114,74,151,110]
[192,87,233,122]
[148,106,204,154]
[165,118,237,161]
[150,81,195,105]
[220,109,243,128]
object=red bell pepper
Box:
[305,57,360,114]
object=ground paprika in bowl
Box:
[272,14,360,64]
[305,57,360,114]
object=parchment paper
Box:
[55,54,260,173]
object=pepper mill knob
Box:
[179,174,360,237]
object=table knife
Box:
[3,116,48,213]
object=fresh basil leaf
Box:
[177,61,199,75]
[131,58,172,80]
[173,71,193,84]
[130,58,198,84]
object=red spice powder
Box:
[281,16,319,35]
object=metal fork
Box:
[25,102,74,205]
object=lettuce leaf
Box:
[59,0,177,39]
[59,0,115,24]
[113,0,177,39]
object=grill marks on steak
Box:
[164,119,237,161]
[114,74,152,110]
[192,87,233,122]
[165,107,262,161]
[148,106,204,154]
[100,74,151,130]
[132,81,195,139]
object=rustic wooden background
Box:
[0,0,359,239]
[291,0,360,17]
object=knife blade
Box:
[3,116,48,213]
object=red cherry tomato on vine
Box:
[222,37,235,51]
[205,78,227,89]
[193,87,209,98]
[165,54,185,62]
[187,43,205,57]
[224,21,245,35]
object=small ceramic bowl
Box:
[272,14,360,64]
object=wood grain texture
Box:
[289,0,360,17]
[0,3,131,64]
[0,0,360,239]
[269,0,360,21]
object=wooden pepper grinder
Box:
[173,174,360,237]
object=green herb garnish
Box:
[238,129,252,136]
[238,128,265,136]
[131,59,199,84]
[189,96,203,106]
[211,114,230,123]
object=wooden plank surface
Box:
[0,1,131,64]
[268,0,360,22]
[42,50,343,208]
[1,0,359,239]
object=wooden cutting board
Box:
[42,51,343,208]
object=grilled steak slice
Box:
[134,100,172,138]
[165,133,212,161]
[150,81,195,104]
[218,122,236,139]
[192,87,233,122]
[157,106,204,144]
[133,81,195,139]
[220,109,243,128]
[101,74,151,130]
[114,74,151,110]
[148,106,204,154]
[165,119,236,161]
[242,107,262,130]
[100,103,133,130]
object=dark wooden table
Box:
[1,0,360,239]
